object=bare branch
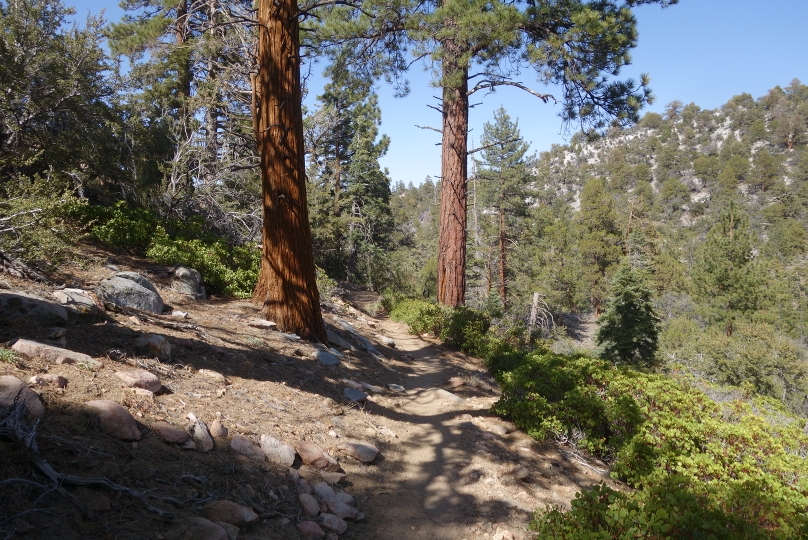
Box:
[468,137,521,155]
[415,125,442,133]
[469,80,557,103]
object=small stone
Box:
[319,471,347,484]
[487,423,510,436]
[361,382,384,394]
[297,521,326,538]
[320,513,348,535]
[343,388,368,403]
[28,373,68,389]
[86,400,141,440]
[342,379,364,391]
[510,466,530,480]
[230,434,265,461]
[335,491,354,506]
[312,350,340,366]
[11,339,103,369]
[204,500,259,528]
[210,419,228,438]
[171,311,189,319]
[387,384,405,392]
[198,369,227,384]
[313,483,359,520]
[374,334,395,347]
[151,421,189,444]
[181,440,197,451]
[172,267,206,299]
[133,334,171,360]
[132,388,154,398]
[299,493,320,518]
[246,317,277,330]
[260,434,295,467]
[115,369,161,393]
[325,533,339,540]
[336,441,379,463]
[295,441,340,471]
[187,412,214,452]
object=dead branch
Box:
[469,80,556,103]
[468,137,521,155]
[0,251,53,284]
[415,125,442,133]
[0,403,174,518]
[103,304,199,332]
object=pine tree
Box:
[475,107,530,312]
[596,257,660,367]
[692,203,766,336]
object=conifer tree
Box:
[596,256,660,367]
[692,203,766,336]
[475,107,530,311]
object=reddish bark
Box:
[252,0,327,343]
[436,54,469,308]
[498,205,507,312]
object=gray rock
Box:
[260,434,296,467]
[151,421,189,444]
[52,288,99,317]
[299,493,320,518]
[312,483,359,520]
[319,471,347,484]
[336,441,379,463]
[97,272,163,314]
[230,434,265,461]
[11,339,104,370]
[361,382,384,394]
[0,375,45,419]
[204,500,258,528]
[85,400,141,440]
[343,388,368,403]
[334,318,381,355]
[198,369,227,385]
[115,369,161,393]
[187,412,214,452]
[296,521,326,538]
[335,491,354,506]
[320,513,348,535]
[325,330,354,351]
[133,334,171,360]
[172,266,206,299]
[312,349,340,366]
[246,317,277,330]
[510,466,530,480]
[374,334,396,347]
[0,291,68,324]
[342,379,364,391]
[387,384,406,393]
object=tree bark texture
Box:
[436,53,469,307]
[252,0,327,343]
[498,204,507,311]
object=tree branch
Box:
[469,80,557,103]
[415,125,442,133]
[468,137,521,155]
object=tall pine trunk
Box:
[498,204,507,311]
[436,52,469,307]
[252,0,327,343]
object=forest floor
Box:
[0,245,619,540]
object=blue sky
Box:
[69,0,808,186]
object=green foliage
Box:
[596,258,661,367]
[0,348,19,365]
[87,201,159,254]
[387,298,491,353]
[492,353,808,538]
[145,227,259,298]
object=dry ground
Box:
[0,247,618,540]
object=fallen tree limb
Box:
[0,403,174,518]
[103,303,199,332]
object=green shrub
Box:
[492,352,808,538]
[146,227,259,298]
[388,298,445,336]
[87,201,158,254]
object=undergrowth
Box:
[386,295,808,539]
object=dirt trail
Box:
[339,290,614,540]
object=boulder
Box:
[11,339,103,370]
[97,272,163,314]
[204,500,258,528]
[0,375,45,419]
[260,434,296,467]
[115,369,161,393]
[311,349,340,366]
[325,330,354,351]
[336,441,379,463]
[133,334,171,360]
[171,266,206,299]
[85,400,141,440]
[0,291,68,324]
[51,288,100,317]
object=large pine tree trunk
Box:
[252,0,327,343]
[175,0,191,99]
[436,52,469,307]
[498,204,507,311]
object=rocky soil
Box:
[0,245,618,540]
